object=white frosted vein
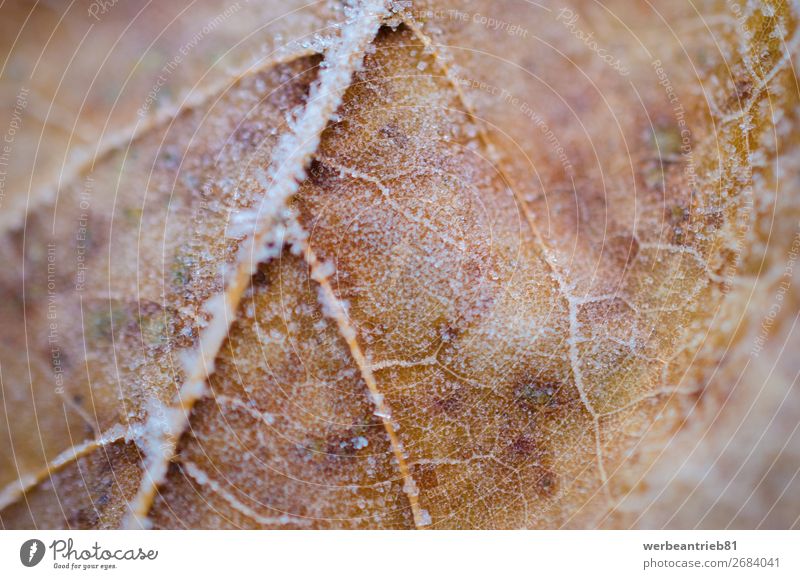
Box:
[0,423,138,511]
[122,0,391,529]
[399,18,614,498]
[0,48,320,235]
[182,460,311,527]
[288,213,428,529]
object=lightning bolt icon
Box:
[28,542,38,562]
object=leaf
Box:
[1,0,798,529]
[0,38,324,526]
[0,0,339,231]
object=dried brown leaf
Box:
[1,0,798,529]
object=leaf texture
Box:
[0,48,323,525]
[1,0,799,529]
[0,0,339,232]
